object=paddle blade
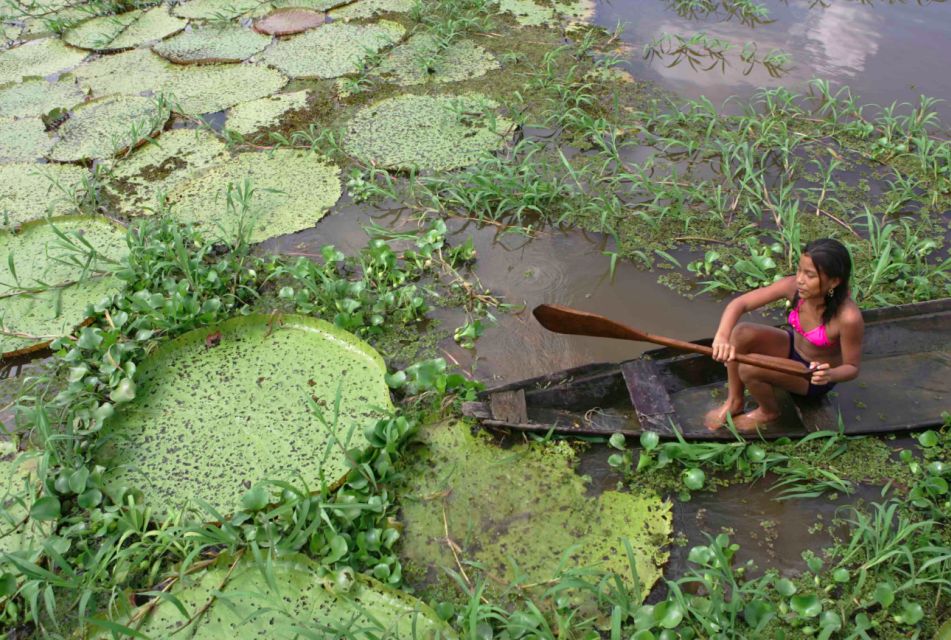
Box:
[532,304,648,342]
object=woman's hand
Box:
[809,362,832,385]
[711,335,735,363]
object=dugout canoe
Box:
[462,298,951,441]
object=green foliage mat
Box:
[62,6,186,51]
[498,0,595,26]
[329,0,416,20]
[397,421,672,602]
[0,163,89,228]
[96,554,454,638]
[96,314,393,516]
[0,78,86,119]
[152,24,272,64]
[225,89,309,135]
[0,117,53,162]
[106,128,229,215]
[0,38,87,85]
[0,445,51,556]
[260,20,405,79]
[48,95,169,162]
[343,93,513,171]
[376,34,500,86]
[165,149,341,243]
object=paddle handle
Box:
[638,331,811,379]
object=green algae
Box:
[0,163,89,228]
[328,0,415,20]
[343,93,513,171]
[152,24,272,64]
[166,149,341,243]
[97,314,392,517]
[260,20,405,79]
[376,34,500,86]
[97,554,454,638]
[48,94,169,162]
[107,128,229,215]
[397,421,672,601]
[0,38,87,85]
[62,6,186,51]
[0,117,53,162]
[498,0,595,26]
[225,89,309,135]
[0,78,86,119]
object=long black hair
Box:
[796,238,853,324]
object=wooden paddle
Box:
[533,303,812,378]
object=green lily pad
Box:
[63,6,186,51]
[398,421,672,601]
[166,149,341,243]
[107,128,229,215]
[343,93,512,171]
[0,117,53,162]
[49,94,169,162]
[173,0,268,20]
[260,20,404,79]
[0,78,86,119]
[328,0,415,20]
[376,33,499,86]
[0,38,87,85]
[97,314,391,516]
[225,89,308,135]
[153,24,271,64]
[252,8,325,36]
[0,163,90,228]
[0,446,51,556]
[499,0,595,26]
[96,554,454,638]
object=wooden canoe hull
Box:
[462,298,951,441]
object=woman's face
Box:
[796,254,826,300]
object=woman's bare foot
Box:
[704,400,744,431]
[731,408,781,433]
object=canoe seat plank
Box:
[621,360,679,435]
[489,389,528,424]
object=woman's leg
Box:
[731,361,810,431]
[704,323,793,430]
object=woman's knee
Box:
[729,323,760,349]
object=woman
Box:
[704,238,865,432]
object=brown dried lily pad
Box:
[253,9,325,36]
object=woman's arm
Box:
[711,276,797,362]
[810,305,864,384]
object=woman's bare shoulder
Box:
[838,299,864,327]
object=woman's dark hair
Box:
[799,238,852,324]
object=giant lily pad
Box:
[0,38,87,85]
[499,0,595,26]
[173,0,345,20]
[153,25,271,64]
[398,421,672,601]
[63,6,186,51]
[0,78,86,119]
[377,34,500,86]
[97,314,392,516]
[48,95,169,162]
[0,163,90,228]
[166,149,340,243]
[260,20,404,79]
[0,445,50,556]
[328,0,415,20]
[107,128,229,215]
[253,9,325,36]
[225,89,308,135]
[343,93,512,171]
[96,554,454,638]
[0,117,53,162]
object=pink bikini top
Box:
[788,299,836,348]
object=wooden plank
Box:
[621,360,679,435]
[489,389,528,424]
[461,401,491,420]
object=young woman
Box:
[703,238,865,432]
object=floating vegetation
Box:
[252,8,325,36]
[328,0,415,20]
[152,24,272,64]
[343,93,512,171]
[0,78,85,119]
[0,117,53,162]
[0,37,86,84]
[260,20,405,79]
[0,163,89,227]
[377,33,500,86]
[97,553,454,638]
[48,95,169,162]
[398,421,672,601]
[173,0,345,21]
[0,445,51,555]
[62,6,186,51]
[166,149,340,242]
[107,128,229,215]
[225,89,309,135]
[498,0,595,26]
[97,314,392,516]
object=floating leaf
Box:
[918,430,939,447]
[329,0,415,20]
[498,0,594,26]
[253,8,325,36]
[153,25,271,64]
[225,90,309,136]
[63,6,185,51]
[0,116,53,162]
[28,495,60,521]
[774,577,797,596]
[682,468,705,490]
[0,78,86,119]
[790,594,822,618]
[640,431,660,451]
[0,38,87,85]
[376,34,499,86]
[873,581,895,609]
[49,95,169,162]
